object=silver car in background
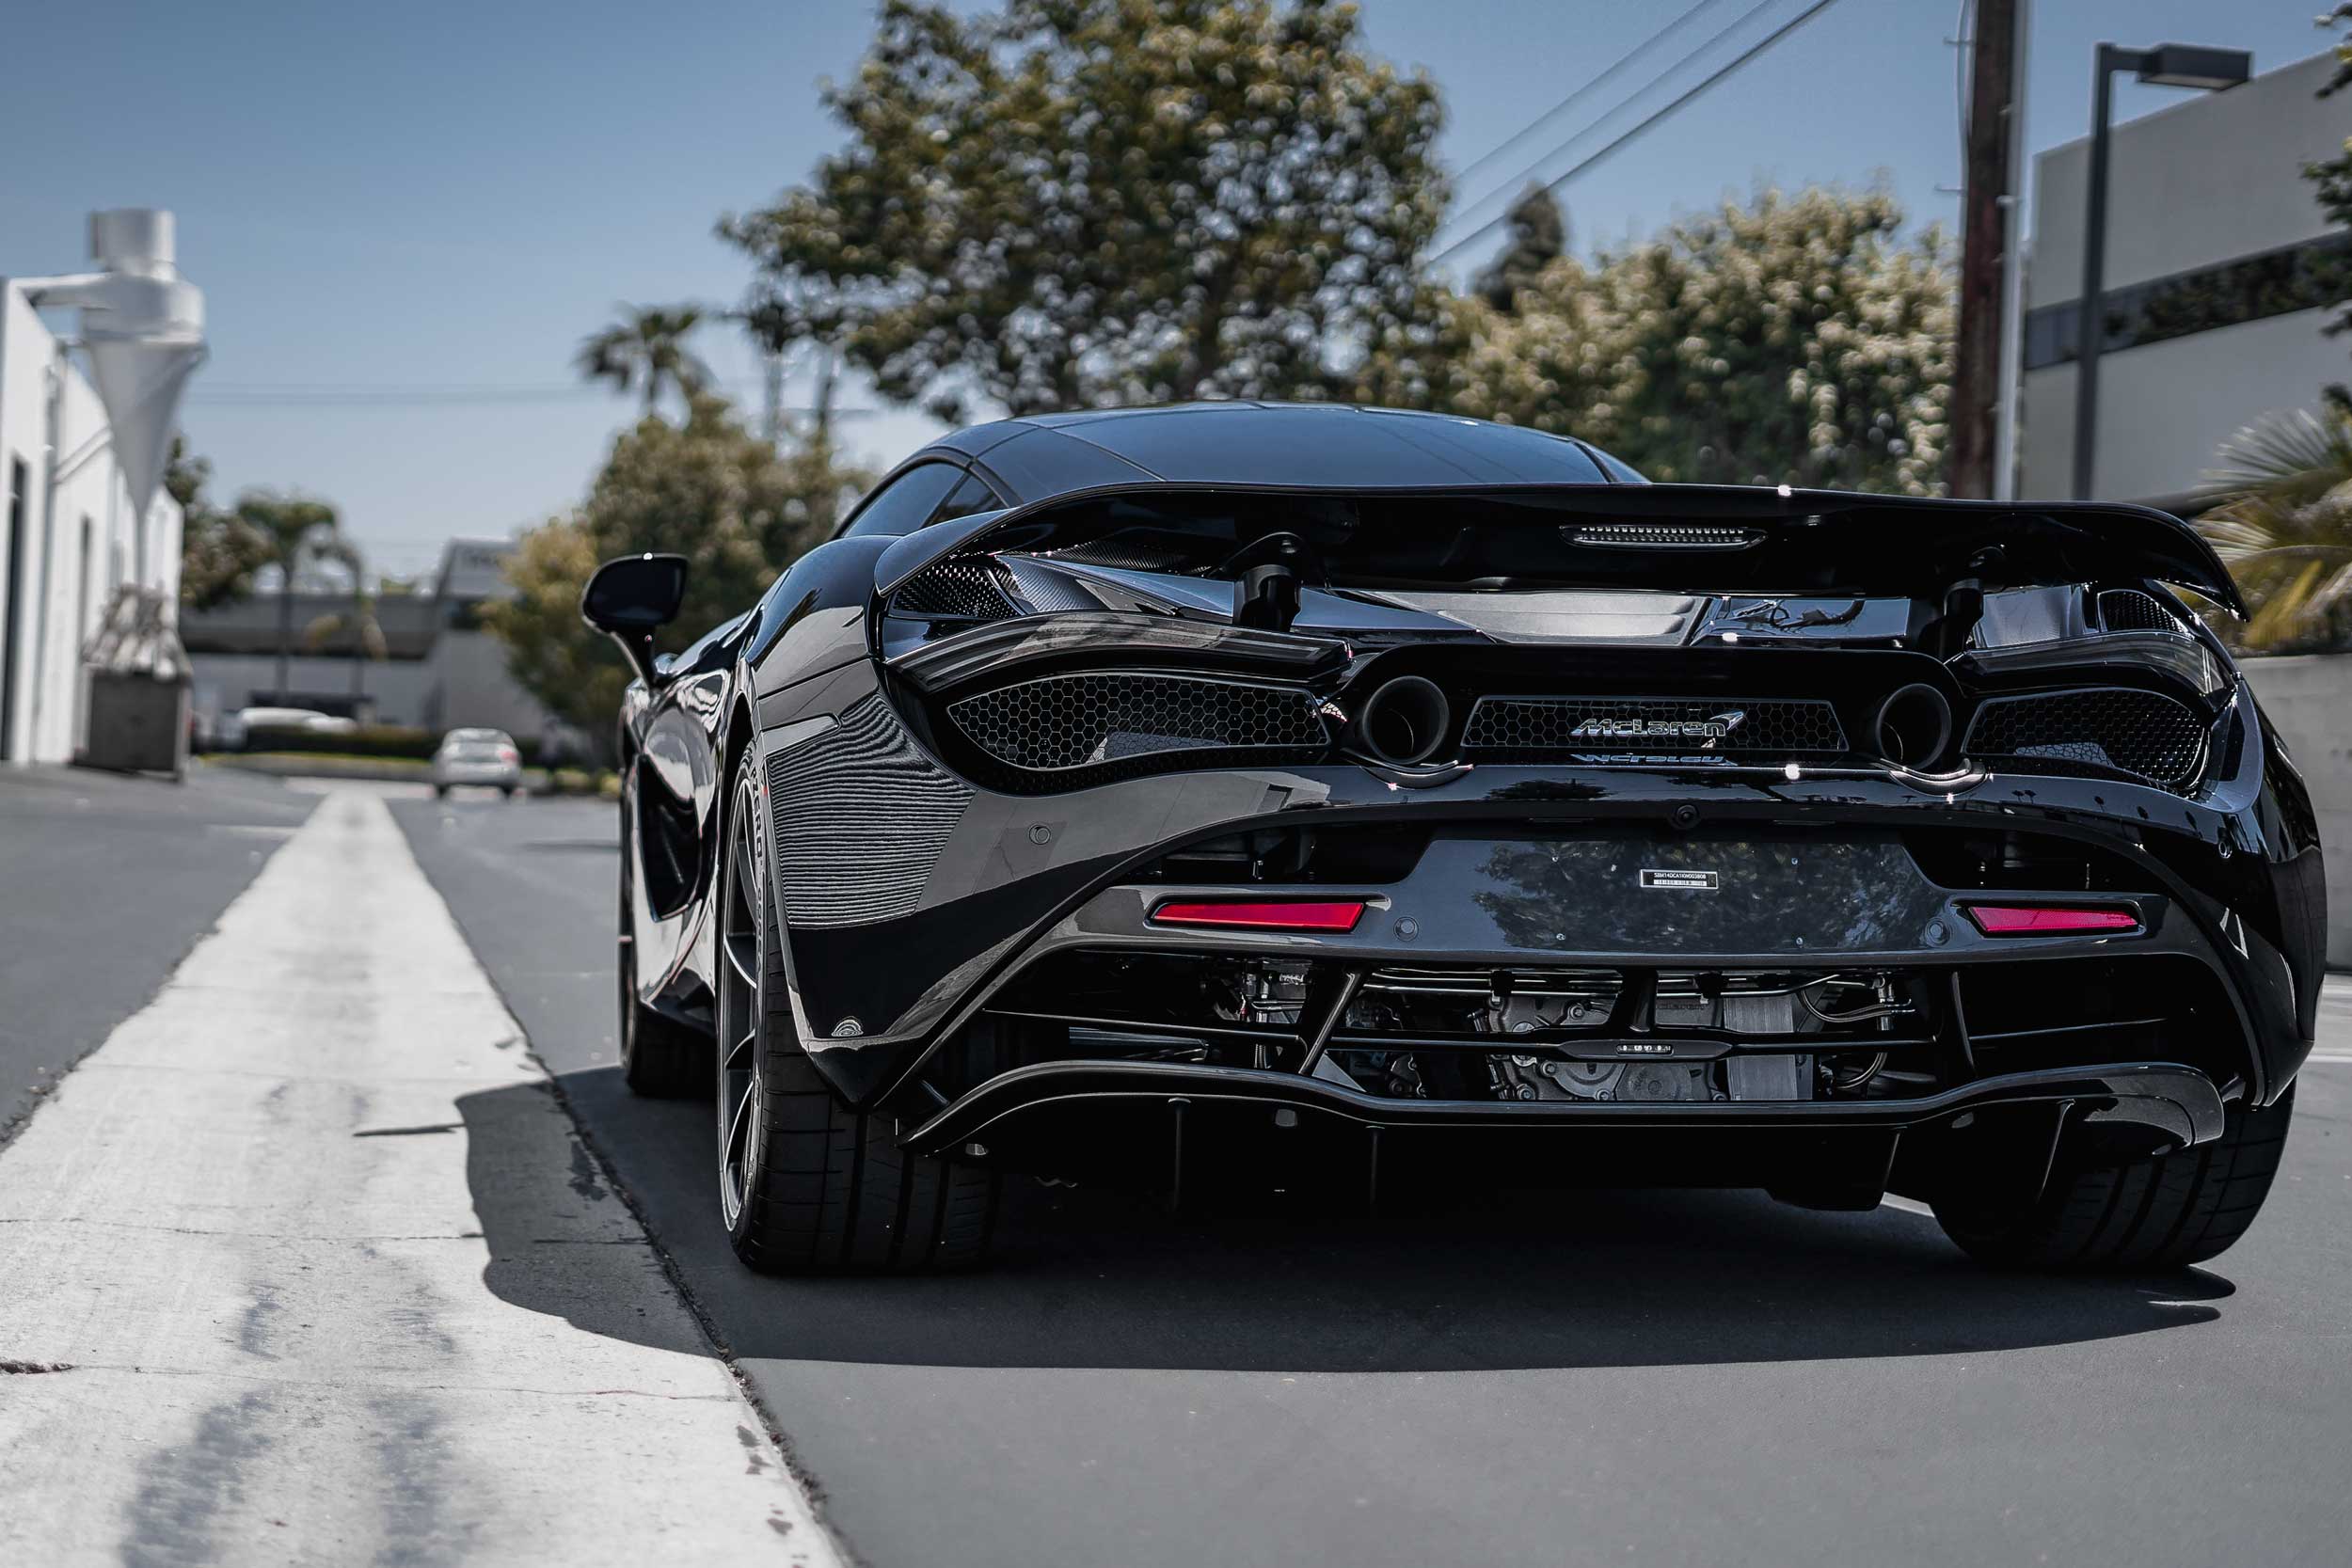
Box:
[431,728,523,799]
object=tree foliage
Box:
[2199,407,2352,652]
[1432,186,1954,494]
[169,436,276,611]
[1473,184,1567,313]
[720,0,1448,420]
[485,397,872,743]
[576,305,716,415]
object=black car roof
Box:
[922,402,1629,501]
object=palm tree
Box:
[302,537,387,702]
[2198,408,2352,652]
[575,305,714,416]
[235,494,342,702]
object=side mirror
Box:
[581,553,688,685]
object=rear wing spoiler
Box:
[873,482,2245,616]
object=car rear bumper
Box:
[906,1058,2225,1154]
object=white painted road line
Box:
[0,791,840,1567]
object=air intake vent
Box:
[1567,522,1761,550]
[947,672,1328,779]
[1964,688,2207,790]
[1463,696,1846,757]
[2096,589,2184,634]
[895,559,1020,621]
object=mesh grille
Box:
[1965,688,2207,789]
[947,673,1328,773]
[1463,696,1846,756]
[2097,589,2184,634]
[895,559,1020,621]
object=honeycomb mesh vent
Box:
[895,559,1020,621]
[1463,696,1846,755]
[1965,688,2207,789]
[2096,589,2184,634]
[947,673,1327,773]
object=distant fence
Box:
[2241,656,2352,969]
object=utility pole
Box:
[1949,0,2023,499]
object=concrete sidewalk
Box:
[0,790,838,1565]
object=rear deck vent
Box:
[2096,589,2184,634]
[895,559,1020,622]
[947,672,1328,774]
[1964,687,2207,790]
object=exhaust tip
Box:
[1357,676,1452,766]
[1874,684,1953,769]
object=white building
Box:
[183,537,582,751]
[0,287,185,764]
[2021,48,2351,505]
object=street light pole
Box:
[2071,41,2253,499]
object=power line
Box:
[1448,0,1739,197]
[186,380,882,415]
[1428,0,1844,270]
[1437,0,1788,250]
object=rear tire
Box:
[1933,1085,2294,1271]
[714,748,998,1274]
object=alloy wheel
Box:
[716,766,766,1228]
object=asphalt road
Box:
[0,763,315,1144]
[389,788,2352,1568]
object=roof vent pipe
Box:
[17,209,208,521]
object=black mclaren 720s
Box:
[583,403,2321,1275]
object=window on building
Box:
[2025,232,2352,371]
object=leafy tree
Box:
[233,494,342,701]
[2198,407,2352,653]
[1435,186,1954,495]
[168,436,275,610]
[575,305,716,416]
[484,397,872,746]
[1474,185,1567,313]
[720,0,1448,420]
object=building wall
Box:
[190,653,438,729]
[2241,656,2352,969]
[0,284,183,766]
[421,628,570,742]
[2021,49,2348,501]
[2018,310,2343,500]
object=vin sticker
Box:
[1639,869,1719,891]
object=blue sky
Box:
[0,0,2333,578]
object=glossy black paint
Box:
[608,403,2318,1176]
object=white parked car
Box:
[431,728,523,799]
[227,706,357,750]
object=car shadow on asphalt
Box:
[458,1074,2234,1375]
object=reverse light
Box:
[1962,903,2141,936]
[1150,899,1368,933]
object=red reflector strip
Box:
[1962,904,2140,936]
[1150,899,1367,933]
